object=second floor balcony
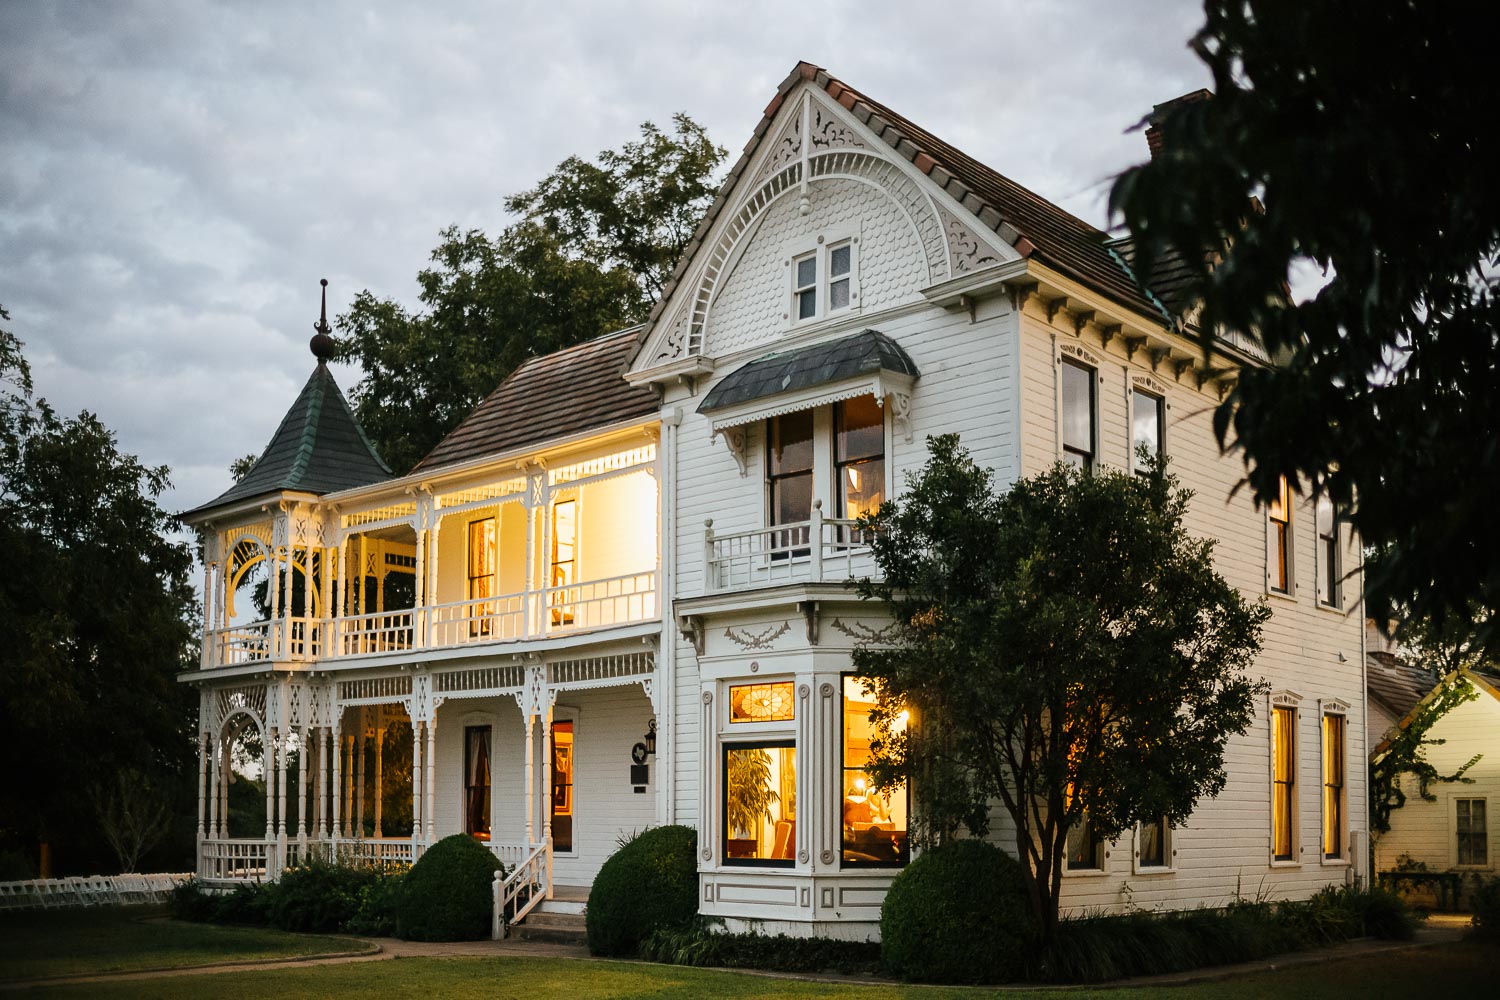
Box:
[704,500,878,593]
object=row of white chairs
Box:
[0,872,192,910]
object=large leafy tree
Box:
[1109,0,1500,652]
[337,115,726,473]
[854,437,1267,944]
[0,310,198,876]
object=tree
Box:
[1109,1,1500,654]
[853,437,1267,944]
[0,313,198,876]
[90,769,173,874]
[337,116,726,472]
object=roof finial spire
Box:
[309,277,336,363]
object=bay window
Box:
[767,411,814,556]
[841,676,908,867]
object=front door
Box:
[550,721,574,852]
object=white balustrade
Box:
[704,503,877,592]
[207,620,273,666]
[492,841,551,939]
[201,838,271,881]
[541,571,657,634]
[427,594,528,647]
[337,609,417,656]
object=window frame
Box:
[1129,383,1166,474]
[1063,808,1107,874]
[467,516,496,636]
[785,232,860,329]
[721,738,799,869]
[1133,816,1174,873]
[839,673,909,870]
[1267,476,1295,596]
[1059,355,1098,470]
[1454,797,1489,869]
[1320,704,1349,863]
[1315,493,1342,610]
[833,396,887,522]
[463,724,492,841]
[1269,694,1301,865]
[549,715,577,855]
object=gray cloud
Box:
[1,0,1209,514]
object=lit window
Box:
[1138,817,1170,869]
[724,743,797,866]
[550,499,577,625]
[468,518,495,636]
[730,682,795,723]
[1316,495,1340,608]
[1457,799,1488,866]
[841,676,908,867]
[835,396,885,520]
[1322,712,1346,859]
[1061,359,1096,469]
[1132,388,1164,473]
[794,253,818,320]
[551,721,574,853]
[1272,704,1297,861]
[767,411,814,557]
[1268,477,1293,594]
[464,725,491,840]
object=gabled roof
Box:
[633,61,1182,368]
[416,327,659,472]
[1366,651,1437,721]
[187,363,392,518]
[699,329,918,413]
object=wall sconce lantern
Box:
[644,719,657,756]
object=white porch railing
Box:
[486,841,531,869]
[542,571,656,633]
[337,837,418,868]
[338,609,417,656]
[705,502,876,592]
[428,594,528,648]
[492,841,552,940]
[201,838,272,881]
[206,620,273,666]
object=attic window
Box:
[788,235,859,326]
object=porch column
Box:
[355,714,367,838]
[196,732,208,843]
[424,714,438,845]
[341,732,354,839]
[296,725,309,846]
[524,713,535,845]
[373,724,385,838]
[317,727,329,840]
[411,719,424,846]
[332,720,343,844]
[217,740,230,839]
[207,736,221,842]
[541,709,553,848]
[264,728,277,842]
[276,729,289,839]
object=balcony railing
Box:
[705,501,877,592]
[203,572,658,668]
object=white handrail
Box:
[705,506,876,592]
[492,841,551,940]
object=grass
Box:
[14,942,1494,999]
[0,906,360,983]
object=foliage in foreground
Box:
[398,833,504,941]
[880,839,1035,984]
[586,825,698,957]
[170,857,405,937]
[1369,672,1480,834]
[640,921,881,975]
[853,438,1267,944]
[1469,876,1500,940]
[1110,0,1500,654]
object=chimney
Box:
[1145,88,1212,158]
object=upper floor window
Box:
[1061,359,1096,469]
[790,237,858,326]
[1131,387,1164,473]
[1315,494,1341,608]
[468,518,495,636]
[550,499,577,625]
[835,396,885,519]
[1268,476,1293,595]
[767,411,815,557]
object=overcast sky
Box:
[0,0,1210,514]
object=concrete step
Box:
[536,897,587,916]
[511,909,587,945]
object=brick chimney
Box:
[1145,88,1212,158]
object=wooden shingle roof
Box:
[416,327,658,472]
[1366,651,1438,721]
[187,362,391,517]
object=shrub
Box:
[213,882,274,926]
[1469,876,1500,939]
[640,921,881,974]
[398,834,504,941]
[880,839,1036,984]
[168,878,219,922]
[268,856,379,933]
[347,871,406,937]
[586,825,698,957]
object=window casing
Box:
[1272,703,1298,861]
[723,741,798,867]
[464,725,491,840]
[1315,495,1341,608]
[789,237,857,326]
[1268,477,1293,595]
[767,410,815,556]
[1137,817,1171,870]
[1066,810,1104,871]
[841,675,909,868]
[550,499,577,625]
[1322,711,1346,860]
[467,518,496,636]
[1061,359,1096,469]
[1131,387,1164,473]
[835,396,885,520]
[1457,798,1488,867]
[551,720,574,853]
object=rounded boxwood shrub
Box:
[880,839,1036,984]
[586,825,698,957]
[398,834,503,941]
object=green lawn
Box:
[18,943,1494,999]
[0,906,361,982]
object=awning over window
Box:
[698,329,919,427]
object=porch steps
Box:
[511,909,588,945]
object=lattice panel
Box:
[548,444,657,486]
[215,684,267,732]
[337,675,413,705]
[437,479,526,509]
[549,652,655,688]
[435,664,526,697]
[342,502,417,529]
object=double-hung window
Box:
[1315,495,1341,608]
[790,238,857,326]
[1131,387,1164,473]
[1268,477,1293,595]
[1272,703,1298,861]
[1138,817,1170,869]
[835,396,885,521]
[467,518,495,636]
[767,411,815,557]
[1061,359,1096,469]
[1457,799,1488,867]
[724,681,798,867]
[1322,710,1346,860]
[549,499,577,625]
[464,725,491,840]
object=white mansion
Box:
[182,63,1369,938]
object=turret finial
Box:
[309,277,336,363]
